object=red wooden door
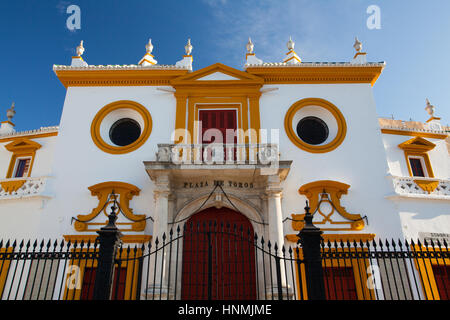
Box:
[432,265,450,300]
[181,207,256,300]
[199,109,237,161]
[80,267,127,300]
[323,267,358,300]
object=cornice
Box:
[245,62,385,86]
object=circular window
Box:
[109,118,141,146]
[284,98,347,153]
[91,100,152,154]
[296,116,329,145]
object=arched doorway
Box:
[181,207,256,300]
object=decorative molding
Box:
[90,100,152,154]
[398,137,436,178]
[53,66,189,88]
[74,181,147,232]
[0,127,58,143]
[414,179,440,194]
[380,128,448,140]
[0,177,49,200]
[284,98,347,153]
[292,180,365,232]
[390,176,450,198]
[245,64,385,86]
[4,138,42,179]
[0,179,26,194]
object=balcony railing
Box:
[0,176,49,200]
[155,143,279,165]
[390,175,450,198]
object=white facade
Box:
[0,40,449,249]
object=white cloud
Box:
[202,0,358,66]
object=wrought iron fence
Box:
[0,202,449,301]
[1,233,448,300]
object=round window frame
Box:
[284,98,347,153]
[91,100,152,154]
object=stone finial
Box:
[185,38,193,56]
[351,37,367,64]
[176,39,193,70]
[287,36,295,51]
[353,37,362,53]
[246,37,254,54]
[76,40,85,57]
[244,37,263,66]
[425,98,435,117]
[6,102,15,121]
[146,39,154,54]
[283,36,301,64]
[139,38,157,66]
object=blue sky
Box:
[1,0,449,131]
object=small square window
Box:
[14,158,31,178]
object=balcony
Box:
[389,175,450,199]
[155,143,279,165]
[0,176,49,200]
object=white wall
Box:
[258,83,404,239]
[382,134,450,179]
[0,135,58,239]
[396,199,450,240]
[39,86,177,238]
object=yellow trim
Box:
[285,233,376,243]
[0,247,13,294]
[4,138,42,179]
[0,179,26,194]
[246,65,384,86]
[293,245,375,300]
[63,234,152,244]
[292,180,365,231]
[353,52,367,59]
[426,117,441,123]
[380,128,448,140]
[54,69,188,88]
[63,248,142,300]
[284,98,347,153]
[171,63,263,145]
[1,121,15,127]
[90,100,152,155]
[0,131,58,143]
[412,245,449,300]
[414,179,440,194]
[398,137,436,178]
[74,181,147,232]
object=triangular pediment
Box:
[4,138,42,152]
[171,63,264,85]
[196,72,240,81]
[398,137,436,152]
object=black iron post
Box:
[297,201,326,300]
[92,192,123,300]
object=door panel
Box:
[181,207,256,300]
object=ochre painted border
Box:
[90,100,152,155]
[284,98,347,153]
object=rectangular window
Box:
[14,158,31,178]
[409,157,426,177]
[323,267,358,300]
[432,265,450,300]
